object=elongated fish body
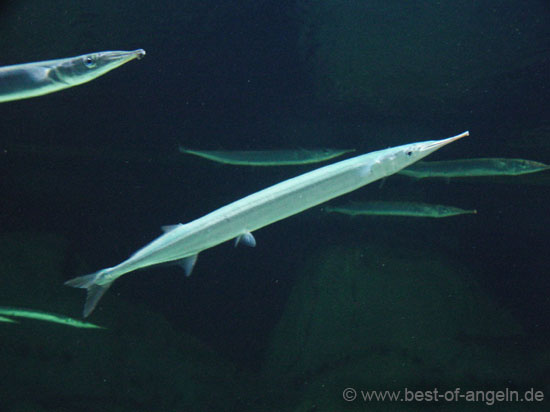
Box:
[325,201,477,218]
[0,307,103,329]
[178,147,355,166]
[0,49,145,103]
[66,131,468,317]
[399,158,550,179]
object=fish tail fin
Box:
[64,269,114,318]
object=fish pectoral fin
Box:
[161,224,182,233]
[234,231,256,248]
[177,254,198,277]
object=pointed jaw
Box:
[424,131,469,150]
[418,131,469,157]
[83,49,146,82]
[101,49,146,67]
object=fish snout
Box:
[135,49,146,60]
[102,49,146,63]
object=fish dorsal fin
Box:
[176,254,198,277]
[161,224,182,233]
[234,231,256,248]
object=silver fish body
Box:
[66,132,468,317]
[325,201,477,218]
[0,307,104,329]
[399,158,550,179]
[178,148,355,166]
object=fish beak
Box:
[135,49,146,60]
[101,49,146,65]
[424,131,469,150]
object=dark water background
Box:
[0,1,549,410]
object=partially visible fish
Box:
[325,201,477,218]
[0,307,104,329]
[178,147,355,166]
[399,158,550,179]
[0,49,145,103]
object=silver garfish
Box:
[399,158,550,179]
[178,147,356,166]
[0,49,145,103]
[325,201,477,218]
[66,131,468,317]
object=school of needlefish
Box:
[1,47,548,320]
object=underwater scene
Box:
[1,1,549,411]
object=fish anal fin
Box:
[176,254,198,277]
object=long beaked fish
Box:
[325,201,477,218]
[66,131,468,317]
[399,158,550,179]
[0,49,145,103]
[0,307,104,329]
[178,147,355,166]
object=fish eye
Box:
[406,151,413,157]
[84,55,97,68]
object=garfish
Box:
[0,49,145,103]
[325,201,477,218]
[178,147,355,166]
[0,307,104,329]
[399,158,550,179]
[66,131,468,317]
